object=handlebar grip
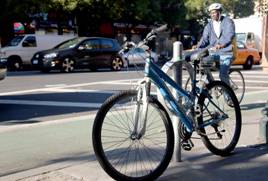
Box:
[154,24,168,33]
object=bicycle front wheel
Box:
[92,90,174,181]
[197,81,241,156]
[229,70,245,104]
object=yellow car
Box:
[233,41,261,70]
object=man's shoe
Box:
[224,94,234,107]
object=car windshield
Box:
[6,36,25,46]
[236,33,246,43]
[54,37,84,49]
[237,41,245,49]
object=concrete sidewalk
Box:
[13,144,268,181]
[13,124,268,181]
[3,91,268,181]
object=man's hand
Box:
[215,44,224,50]
[192,45,198,49]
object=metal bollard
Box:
[259,101,268,143]
[172,41,183,162]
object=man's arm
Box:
[219,18,235,47]
[197,24,210,48]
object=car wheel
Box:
[61,57,75,73]
[8,57,22,71]
[111,56,123,71]
[243,57,253,70]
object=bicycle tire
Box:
[197,81,241,156]
[92,90,174,181]
[175,61,194,92]
[229,70,245,104]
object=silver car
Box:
[120,47,158,67]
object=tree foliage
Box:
[184,0,255,20]
[0,0,257,45]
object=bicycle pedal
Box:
[181,139,194,151]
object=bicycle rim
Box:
[92,90,174,180]
[198,81,241,156]
[229,70,245,104]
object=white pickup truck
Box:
[0,34,75,70]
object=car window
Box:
[237,41,245,49]
[22,36,37,47]
[236,33,246,43]
[55,38,83,49]
[7,36,25,46]
[82,39,100,50]
[100,39,114,49]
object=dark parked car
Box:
[0,62,7,81]
[31,37,123,72]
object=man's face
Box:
[210,10,220,21]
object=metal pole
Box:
[172,41,183,162]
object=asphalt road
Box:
[1,66,268,177]
[0,68,144,124]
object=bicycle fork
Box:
[131,78,151,140]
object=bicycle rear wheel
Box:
[92,90,174,181]
[229,70,245,104]
[178,61,194,93]
[197,81,241,156]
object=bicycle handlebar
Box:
[144,24,168,42]
[121,24,169,52]
[154,24,168,34]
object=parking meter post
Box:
[172,41,183,162]
[259,101,268,143]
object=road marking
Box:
[0,79,140,96]
[0,99,102,108]
[240,71,268,75]
[44,88,118,94]
[0,114,96,133]
[245,89,268,95]
[1,89,266,108]
[45,84,67,87]
[245,86,268,89]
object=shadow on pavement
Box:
[160,144,268,180]
[0,91,113,123]
[240,102,265,111]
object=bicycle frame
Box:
[133,56,230,136]
[143,57,194,133]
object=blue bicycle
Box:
[92,25,241,181]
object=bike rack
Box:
[172,41,183,162]
[158,41,183,162]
